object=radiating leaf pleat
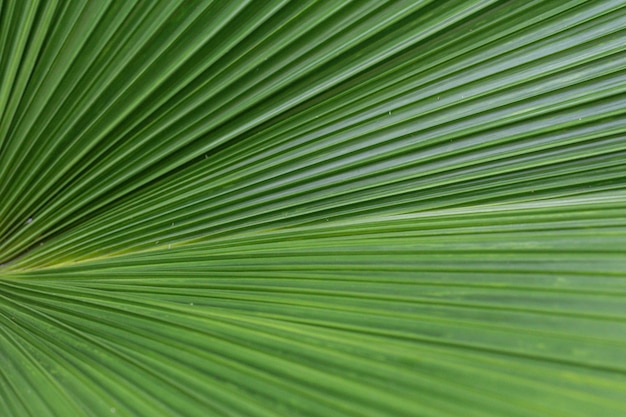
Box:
[1,1,626,416]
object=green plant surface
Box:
[1,1,626,416]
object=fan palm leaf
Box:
[1,1,626,416]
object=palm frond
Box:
[1,1,626,416]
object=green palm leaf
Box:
[1,1,625,416]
